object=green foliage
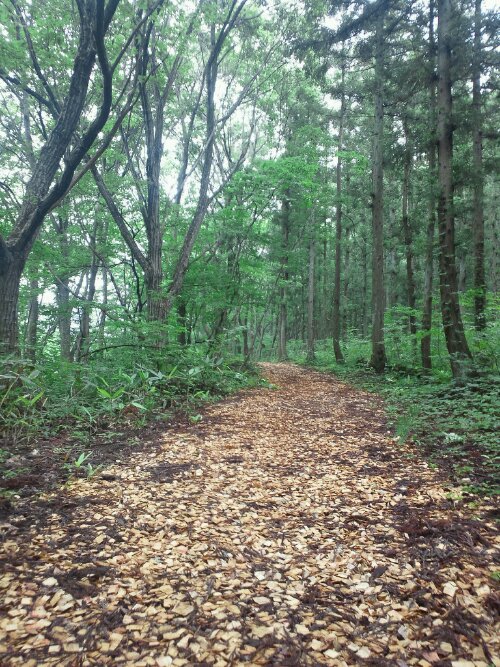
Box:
[290,321,500,497]
[63,452,104,480]
[0,361,46,447]
[0,346,260,459]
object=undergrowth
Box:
[0,347,264,493]
[290,329,500,497]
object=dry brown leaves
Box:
[0,363,498,666]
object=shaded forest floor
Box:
[0,363,498,666]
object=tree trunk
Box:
[437,0,473,379]
[421,0,437,370]
[25,278,39,362]
[77,263,99,361]
[361,233,368,337]
[178,298,187,346]
[306,224,316,364]
[242,314,250,361]
[472,0,486,330]
[0,252,24,355]
[57,277,72,362]
[0,0,120,354]
[333,56,346,363]
[402,120,417,352]
[99,265,108,349]
[278,198,290,361]
[370,11,387,373]
[343,224,350,338]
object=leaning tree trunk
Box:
[0,0,121,354]
[472,0,486,330]
[437,0,473,379]
[370,11,387,373]
[333,56,346,363]
[421,0,437,370]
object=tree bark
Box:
[0,252,23,355]
[278,197,290,361]
[437,0,473,379]
[0,0,120,354]
[25,278,39,362]
[361,232,368,337]
[56,277,72,362]
[472,0,486,330]
[421,0,437,370]
[370,11,387,373]
[333,56,346,363]
[402,120,417,351]
[306,218,316,364]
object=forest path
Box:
[1,363,498,666]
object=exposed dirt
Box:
[0,363,498,666]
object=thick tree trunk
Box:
[145,259,166,323]
[333,57,346,363]
[472,0,486,330]
[0,251,24,355]
[0,0,120,354]
[370,12,387,373]
[421,0,437,370]
[306,227,316,364]
[437,0,473,379]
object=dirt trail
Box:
[1,363,498,666]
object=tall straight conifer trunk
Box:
[436,0,473,379]
[278,197,290,361]
[370,11,386,373]
[333,55,345,363]
[421,0,437,370]
[306,212,316,363]
[472,0,486,330]
[402,120,417,350]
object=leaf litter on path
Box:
[0,363,498,666]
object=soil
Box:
[0,363,498,666]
